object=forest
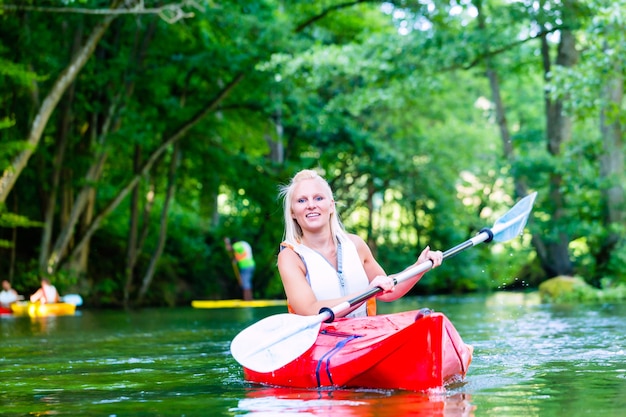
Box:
[0,0,625,307]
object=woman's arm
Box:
[350,234,442,302]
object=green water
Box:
[1,293,625,416]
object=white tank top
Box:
[0,290,18,305]
[292,235,369,318]
[43,284,58,303]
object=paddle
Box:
[230,192,537,373]
[224,237,243,287]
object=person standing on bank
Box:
[277,169,443,318]
[227,238,256,301]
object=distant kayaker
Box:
[224,237,255,301]
[277,169,443,318]
[0,280,20,307]
[30,278,60,304]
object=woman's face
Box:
[291,178,334,233]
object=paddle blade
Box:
[61,294,83,306]
[230,313,323,373]
[491,192,537,243]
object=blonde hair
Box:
[278,169,348,245]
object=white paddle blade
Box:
[230,313,323,373]
[61,294,83,306]
[492,192,537,242]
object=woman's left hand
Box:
[417,246,443,268]
[370,275,395,293]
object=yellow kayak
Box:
[10,301,77,317]
[191,299,287,309]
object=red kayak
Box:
[243,309,473,391]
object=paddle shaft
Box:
[331,206,533,318]
[322,228,494,322]
[224,238,243,286]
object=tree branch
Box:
[295,0,378,33]
[1,0,203,24]
[458,26,567,71]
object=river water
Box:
[1,292,625,416]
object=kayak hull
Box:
[10,302,76,317]
[243,310,473,392]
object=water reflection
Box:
[2,297,626,416]
[235,387,475,417]
[28,315,61,334]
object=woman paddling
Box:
[30,278,60,304]
[277,169,443,318]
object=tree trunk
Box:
[8,195,18,282]
[124,145,142,307]
[69,184,96,278]
[0,4,120,203]
[539,24,577,277]
[596,57,624,274]
[475,0,576,279]
[46,13,157,274]
[366,177,376,253]
[476,0,529,202]
[39,21,83,273]
[267,94,285,164]
[46,130,109,273]
[137,143,180,304]
[62,73,245,270]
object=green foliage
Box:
[548,0,626,117]
[0,205,43,248]
[0,57,41,85]
[92,277,120,305]
[1,0,626,305]
[539,275,626,303]
[0,209,42,228]
[12,258,79,295]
